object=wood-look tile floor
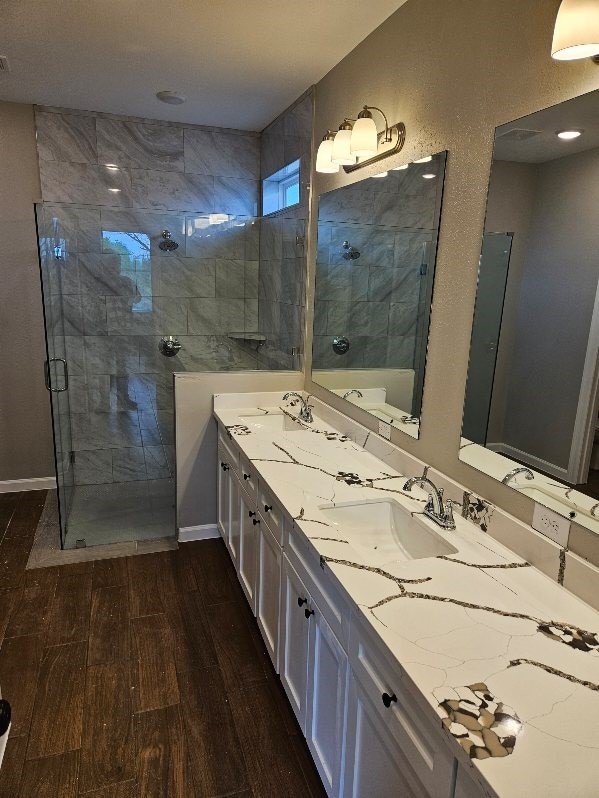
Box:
[0,491,327,798]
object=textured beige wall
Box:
[0,101,54,481]
[304,0,599,537]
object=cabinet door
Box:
[238,490,259,613]
[257,522,282,671]
[343,673,428,798]
[217,455,231,543]
[229,473,241,571]
[306,610,348,798]
[280,557,312,731]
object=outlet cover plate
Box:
[532,503,570,547]
[378,420,391,440]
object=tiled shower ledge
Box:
[214,391,599,798]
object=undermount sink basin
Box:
[318,498,458,564]
[239,413,305,432]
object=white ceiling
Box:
[0,0,408,131]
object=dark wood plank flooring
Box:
[0,491,326,797]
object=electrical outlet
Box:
[378,420,391,440]
[532,503,570,547]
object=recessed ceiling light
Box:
[415,155,432,163]
[373,171,388,178]
[422,173,436,179]
[557,129,583,139]
[392,164,409,170]
[108,188,121,193]
[156,90,187,105]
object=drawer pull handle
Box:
[304,608,315,619]
[252,518,260,526]
[248,510,256,517]
[220,462,229,471]
[264,504,272,513]
[243,472,251,480]
[382,692,397,708]
[297,596,308,607]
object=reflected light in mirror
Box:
[422,173,436,179]
[414,155,433,163]
[392,164,409,170]
[373,171,388,178]
[557,129,583,139]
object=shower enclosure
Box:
[38,204,264,549]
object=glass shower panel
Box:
[36,205,75,547]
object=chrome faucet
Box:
[403,467,456,530]
[502,467,534,486]
[283,392,313,423]
[342,389,363,400]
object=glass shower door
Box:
[36,205,75,547]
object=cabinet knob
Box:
[243,472,251,480]
[220,462,229,471]
[304,608,315,619]
[252,518,260,526]
[297,596,308,607]
[248,510,256,517]
[264,504,272,513]
[382,692,397,708]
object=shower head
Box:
[159,229,179,251]
[342,240,360,260]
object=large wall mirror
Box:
[310,152,447,438]
[461,88,599,534]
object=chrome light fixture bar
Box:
[315,104,406,174]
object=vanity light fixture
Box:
[315,131,340,173]
[557,128,583,139]
[316,104,406,174]
[552,0,599,62]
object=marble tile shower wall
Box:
[312,162,440,370]
[257,90,313,369]
[35,107,261,486]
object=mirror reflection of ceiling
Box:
[494,90,599,163]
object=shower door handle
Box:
[44,358,69,392]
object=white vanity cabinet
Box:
[214,425,478,798]
[256,518,283,670]
[238,489,260,613]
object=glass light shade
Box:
[331,130,356,165]
[350,116,378,158]
[315,139,340,173]
[552,0,599,60]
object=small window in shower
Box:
[262,159,300,215]
[102,230,152,312]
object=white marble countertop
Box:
[214,399,599,798]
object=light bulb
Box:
[350,116,378,158]
[331,129,356,165]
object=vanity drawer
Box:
[286,522,351,649]
[349,618,454,798]
[218,424,239,467]
[258,481,286,546]
[238,453,258,501]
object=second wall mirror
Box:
[461,88,599,535]
[310,151,447,438]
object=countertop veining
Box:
[214,397,599,798]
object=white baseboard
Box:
[178,523,220,542]
[0,477,56,494]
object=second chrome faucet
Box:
[403,467,457,530]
